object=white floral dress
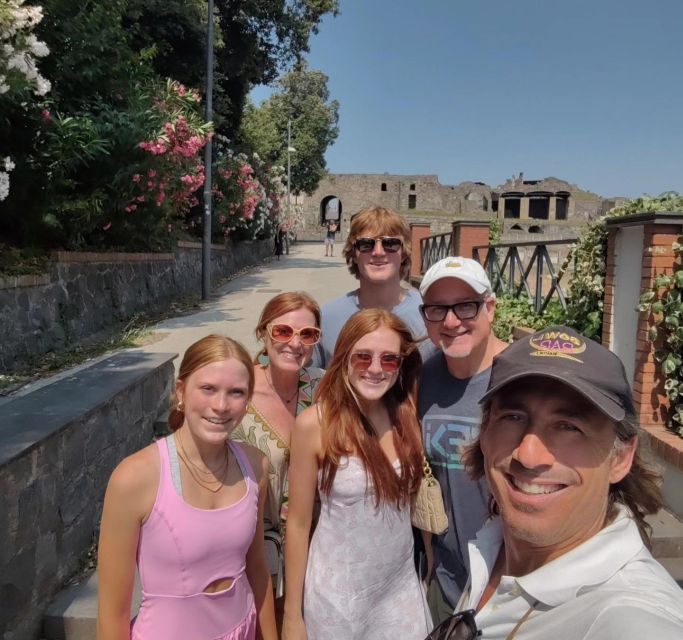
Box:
[304,456,432,639]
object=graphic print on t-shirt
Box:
[423,414,481,470]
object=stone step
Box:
[647,508,683,558]
[657,558,683,588]
[43,571,140,640]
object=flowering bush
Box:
[0,1,50,203]
[0,156,15,202]
[0,0,50,96]
[198,144,282,242]
[122,81,210,231]
[66,79,209,247]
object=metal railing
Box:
[473,239,577,313]
[420,232,452,274]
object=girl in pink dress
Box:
[97,335,277,640]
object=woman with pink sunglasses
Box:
[283,309,432,640]
[231,292,324,611]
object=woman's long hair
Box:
[254,291,321,362]
[168,335,255,431]
[314,309,423,508]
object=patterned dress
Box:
[231,366,323,593]
[304,457,432,639]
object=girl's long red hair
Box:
[314,309,423,508]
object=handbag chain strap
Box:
[422,456,438,487]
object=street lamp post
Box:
[201,0,215,300]
[286,119,296,255]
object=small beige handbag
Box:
[411,456,449,535]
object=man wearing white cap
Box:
[418,256,507,624]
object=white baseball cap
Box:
[419,256,493,297]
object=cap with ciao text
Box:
[481,325,637,427]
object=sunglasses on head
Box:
[353,236,403,253]
[424,609,480,640]
[349,351,403,372]
[267,323,321,346]
[420,300,485,322]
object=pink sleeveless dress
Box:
[131,437,258,640]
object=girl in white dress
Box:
[283,309,433,640]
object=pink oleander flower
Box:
[147,169,157,178]
[132,174,141,183]
[41,109,51,123]
[103,222,112,231]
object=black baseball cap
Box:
[480,325,637,428]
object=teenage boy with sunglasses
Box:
[312,206,432,367]
[417,256,507,625]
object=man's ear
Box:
[485,296,497,323]
[609,436,637,484]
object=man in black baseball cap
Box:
[434,325,683,640]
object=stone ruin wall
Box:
[293,172,607,242]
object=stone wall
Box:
[0,239,272,372]
[293,172,608,240]
[0,351,175,640]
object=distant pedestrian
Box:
[274,224,285,260]
[97,335,277,640]
[323,219,339,257]
[283,309,433,640]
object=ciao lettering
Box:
[529,331,586,362]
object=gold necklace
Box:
[175,432,229,493]
[177,448,229,493]
[264,366,300,405]
[176,430,228,476]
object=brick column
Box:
[603,213,683,429]
[451,220,490,262]
[409,222,431,280]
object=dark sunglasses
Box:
[424,609,480,640]
[349,351,403,372]
[353,236,403,253]
[267,324,321,346]
[420,300,485,323]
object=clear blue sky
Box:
[252,0,683,198]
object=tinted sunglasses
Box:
[350,351,403,372]
[353,236,403,253]
[420,300,485,322]
[424,609,480,640]
[267,324,321,346]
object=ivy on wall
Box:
[638,234,683,435]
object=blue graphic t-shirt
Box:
[418,351,491,607]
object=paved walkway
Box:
[135,241,357,372]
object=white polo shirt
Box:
[459,506,683,639]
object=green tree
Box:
[241,63,339,195]
[124,0,207,90]
[213,0,339,135]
